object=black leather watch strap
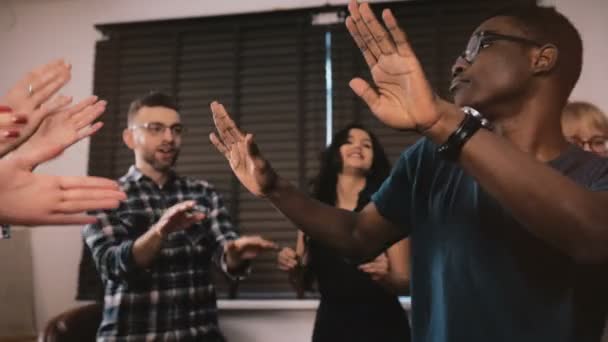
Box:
[436,112,483,162]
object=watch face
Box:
[462,106,493,130]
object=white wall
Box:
[0,0,607,338]
[543,0,608,108]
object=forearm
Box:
[374,272,409,296]
[428,110,608,263]
[224,248,251,273]
[132,226,164,268]
[84,222,136,280]
[85,235,139,281]
[267,178,370,258]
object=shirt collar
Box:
[124,165,178,186]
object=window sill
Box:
[217,296,411,311]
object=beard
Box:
[142,146,180,173]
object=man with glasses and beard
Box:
[83,92,277,341]
[208,1,608,341]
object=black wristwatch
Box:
[463,106,493,130]
[436,106,488,162]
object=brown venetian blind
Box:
[81,9,326,299]
[80,0,535,300]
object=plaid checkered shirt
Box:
[83,166,242,341]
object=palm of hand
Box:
[369,54,439,131]
[163,212,193,233]
[29,114,72,153]
[226,137,274,197]
[11,97,105,168]
[232,148,258,194]
[210,101,278,197]
[0,163,56,225]
[226,141,250,179]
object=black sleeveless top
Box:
[307,183,411,342]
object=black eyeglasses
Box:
[130,122,186,136]
[462,31,543,63]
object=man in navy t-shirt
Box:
[208,1,608,341]
[372,138,608,341]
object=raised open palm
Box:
[0,60,72,155]
[209,101,277,197]
[9,96,106,169]
[0,156,125,226]
[346,0,441,131]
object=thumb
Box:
[225,240,237,253]
[246,133,264,162]
[15,143,65,171]
[349,78,380,111]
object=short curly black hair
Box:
[487,5,583,95]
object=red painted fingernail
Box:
[12,116,28,124]
[4,130,20,138]
[0,105,12,113]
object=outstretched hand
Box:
[0,59,72,156]
[358,252,389,282]
[153,200,207,237]
[209,101,278,197]
[277,247,298,271]
[225,235,279,269]
[0,156,126,226]
[346,0,444,132]
[8,96,106,169]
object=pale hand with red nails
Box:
[0,59,72,156]
[0,105,27,142]
[8,96,107,170]
[0,155,125,226]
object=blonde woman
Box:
[562,101,608,157]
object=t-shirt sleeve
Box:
[590,161,608,192]
[372,138,428,236]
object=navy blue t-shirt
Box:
[372,138,608,342]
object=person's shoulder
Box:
[552,145,608,187]
[180,175,217,192]
[394,137,441,171]
[117,168,146,193]
[116,177,155,200]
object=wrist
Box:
[153,224,167,240]
[265,177,291,201]
[224,243,240,269]
[260,167,280,198]
[225,249,247,272]
[434,108,486,162]
[423,103,466,144]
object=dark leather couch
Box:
[41,302,102,342]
